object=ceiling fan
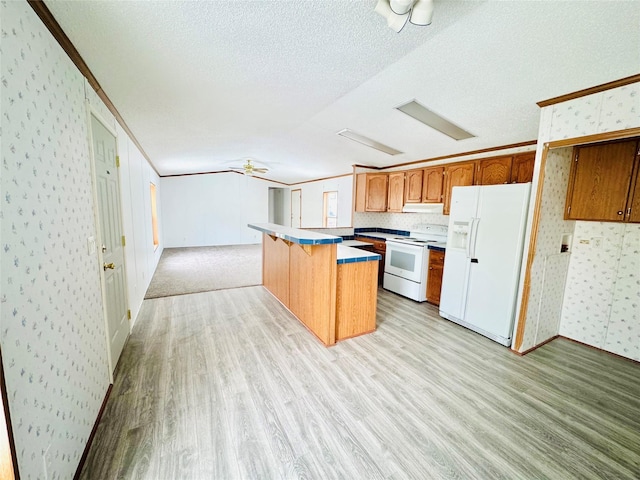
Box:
[230,159,269,176]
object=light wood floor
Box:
[80,286,640,479]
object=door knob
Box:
[103,262,115,271]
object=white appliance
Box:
[439,183,531,346]
[383,224,448,302]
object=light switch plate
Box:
[87,236,96,255]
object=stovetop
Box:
[387,224,448,246]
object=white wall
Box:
[1,3,167,478]
[117,125,163,322]
[296,175,353,228]
[161,173,279,247]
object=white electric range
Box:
[383,224,448,302]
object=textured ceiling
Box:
[44,0,640,184]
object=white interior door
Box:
[91,114,129,374]
[291,189,301,228]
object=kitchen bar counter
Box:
[248,223,379,345]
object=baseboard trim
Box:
[511,335,559,356]
[73,384,113,480]
[558,336,640,365]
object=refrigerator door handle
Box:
[469,218,480,259]
[465,220,473,259]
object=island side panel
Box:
[336,260,378,341]
[289,243,337,345]
[262,234,290,306]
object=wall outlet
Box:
[42,444,53,479]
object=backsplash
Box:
[1,3,110,479]
[354,212,449,230]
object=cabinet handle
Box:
[617,210,623,215]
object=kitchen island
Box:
[248,223,380,346]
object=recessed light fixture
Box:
[337,128,403,155]
[396,100,475,140]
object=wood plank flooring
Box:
[79,286,640,479]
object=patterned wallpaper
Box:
[549,82,639,141]
[519,148,575,350]
[354,211,449,230]
[561,223,640,361]
[518,79,640,357]
[1,3,110,479]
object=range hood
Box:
[402,203,444,214]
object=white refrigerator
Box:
[439,183,531,346]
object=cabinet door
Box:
[566,140,636,221]
[477,156,513,185]
[422,166,444,203]
[426,250,445,305]
[365,174,388,212]
[443,162,475,215]
[511,152,535,183]
[355,173,367,212]
[405,169,424,203]
[387,172,405,212]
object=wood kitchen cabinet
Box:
[443,162,475,215]
[354,236,386,285]
[476,155,513,185]
[565,139,640,222]
[422,166,444,203]
[405,169,424,203]
[511,152,535,183]
[387,172,405,212]
[426,249,445,305]
[405,167,444,204]
[355,173,388,212]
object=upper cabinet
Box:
[404,169,424,203]
[511,152,535,184]
[422,166,444,203]
[476,155,513,185]
[355,173,388,212]
[443,162,476,215]
[355,151,535,216]
[565,139,640,222]
[387,172,405,212]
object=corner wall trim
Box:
[537,73,640,107]
[73,384,113,480]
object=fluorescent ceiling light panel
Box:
[337,129,403,155]
[396,100,475,140]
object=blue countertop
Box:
[428,243,446,252]
[249,223,342,245]
[337,245,381,264]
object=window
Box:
[323,191,338,227]
[150,183,159,249]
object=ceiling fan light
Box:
[409,0,434,25]
[375,0,410,32]
[389,0,415,15]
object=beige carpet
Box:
[144,244,262,299]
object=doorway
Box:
[291,189,302,228]
[268,187,286,225]
[90,113,129,377]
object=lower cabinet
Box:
[354,236,386,285]
[426,250,445,306]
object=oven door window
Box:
[385,246,423,283]
[390,250,416,272]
